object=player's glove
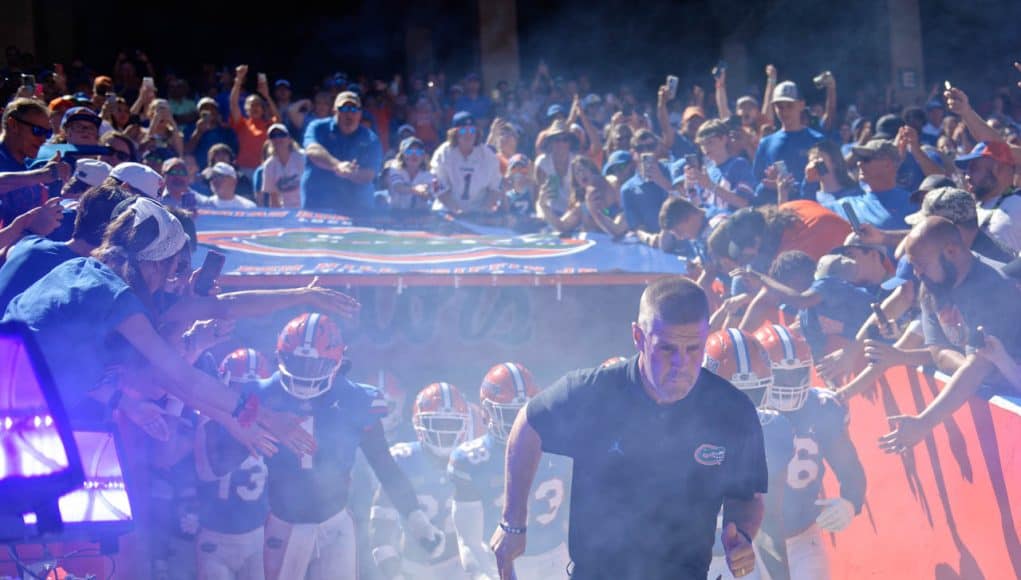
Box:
[815,497,855,532]
[407,509,446,558]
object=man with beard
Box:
[956,141,1021,252]
[879,217,1021,454]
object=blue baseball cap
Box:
[451,111,475,127]
[925,99,945,112]
[602,150,633,176]
[954,141,1015,170]
[582,94,602,108]
[274,79,291,89]
[61,106,101,129]
[881,255,916,290]
[546,104,566,119]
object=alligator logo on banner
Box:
[193,209,685,280]
[199,226,593,264]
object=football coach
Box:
[490,276,768,579]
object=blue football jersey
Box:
[256,374,388,524]
[449,433,572,555]
[781,387,863,536]
[712,409,793,557]
[372,440,459,565]
[195,437,269,535]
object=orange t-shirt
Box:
[232,115,276,170]
[777,200,852,261]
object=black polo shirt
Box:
[526,356,767,580]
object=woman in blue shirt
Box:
[3,197,354,453]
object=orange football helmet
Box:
[412,382,471,455]
[479,362,539,441]
[754,323,813,411]
[276,312,345,399]
[703,328,774,406]
[219,348,271,387]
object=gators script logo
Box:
[694,443,726,466]
[198,226,594,265]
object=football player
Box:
[194,348,273,580]
[703,329,795,580]
[350,368,411,580]
[448,363,572,580]
[212,313,443,580]
[755,323,866,580]
[370,382,471,580]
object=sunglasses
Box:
[405,147,425,156]
[111,149,131,161]
[634,142,656,153]
[14,117,53,139]
[166,168,188,176]
[269,131,289,139]
[457,126,477,136]
[337,105,361,113]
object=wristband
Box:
[498,520,526,535]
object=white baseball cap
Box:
[210,162,237,180]
[110,162,164,198]
[73,158,112,186]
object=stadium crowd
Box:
[1,44,1021,580]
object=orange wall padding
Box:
[822,366,1021,579]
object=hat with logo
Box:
[771,81,802,103]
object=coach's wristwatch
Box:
[498,520,527,535]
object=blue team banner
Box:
[195,209,685,285]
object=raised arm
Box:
[715,67,732,120]
[230,65,247,125]
[490,408,543,580]
[761,65,778,123]
[656,85,675,151]
[821,72,838,132]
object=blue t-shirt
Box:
[621,161,670,233]
[301,120,382,214]
[826,188,913,230]
[896,149,944,192]
[801,181,864,204]
[1,257,146,411]
[0,142,47,225]
[190,126,240,170]
[751,127,824,204]
[0,236,79,313]
[713,156,756,203]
